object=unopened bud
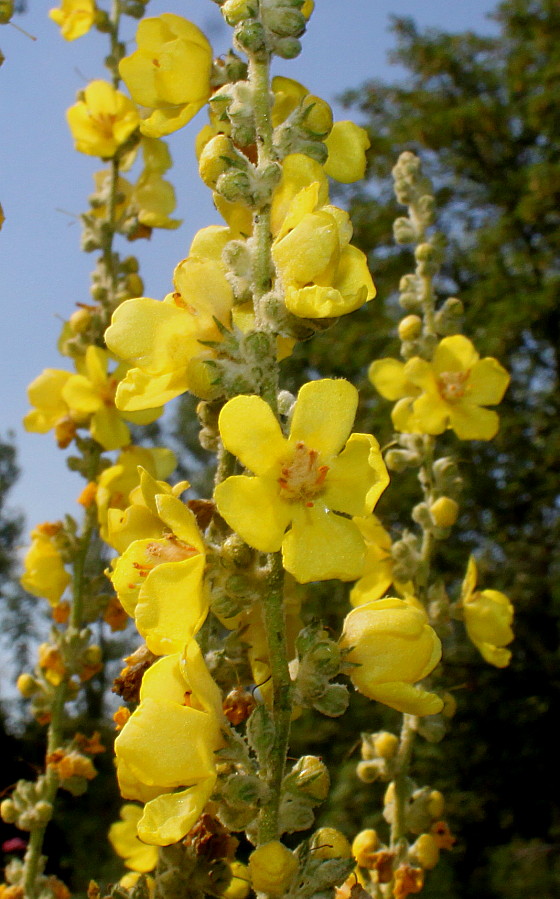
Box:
[199,134,238,189]
[68,308,91,334]
[351,829,379,868]
[410,833,440,870]
[310,827,352,860]
[301,94,333,137]
[222,0,254,25]
[273,36,302,58]
[398,315,422,341]
[266,7,306,38]
[249,842,298,896]
[0,799,17,824]
[373,731,399,759]
[17,673,39,699]
[430,496,459,528]
[393,217,417,245]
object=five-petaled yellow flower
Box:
[214,378,389,583]
[369,335,510,440]
[459,556,514,667]
[115,641,223,845]
[340,598,443,716]
[67,80,140,158]
[119,14,212,138]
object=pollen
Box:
[277,441,329,504]
[437,370,470,402]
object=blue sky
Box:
[0,0,499,533]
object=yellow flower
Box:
[95,445,176,545]
[105,233,235,410]
[24,351,162,451]
[109,805,158,872]
[119,14,212,138]
[459,556,514,667]
[340,598,443,715]
[214,379,389,583]
[370,336,510,440]
[21,524,70,607]
[109,472,206,655]
[272,180,376,318]
[67,80,140,158]
[49,0,95,40]
[115,641,223,845]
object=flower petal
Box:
[449,403,500,440]
[289,378,357,458]
[365,682,443,716]
[433,335,479,374]
[214,476,292,553]
[218,395,287,475]
[468,357,510,406]
[138,777,216,846]
[369,358,413,401]
[283,506,365,583]
[323,433,389,516]
[135,556,207,655]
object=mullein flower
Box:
[109,805,158,872]
[340,598,443,715]
[459,556,514,667]
[271,180,376,318]
[105,235,235,410]
[25,346,162,451]
[67,81,140,158]
[115,641,223,845]
[95,445,176,545]
[109,474,206,656]
[20,523,70,606]
[214,378,389,583]
[370,335,510,440]
[119,14,213,138]
[49,0,95,41]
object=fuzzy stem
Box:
[390,714,417,849]
[257,552,292,844]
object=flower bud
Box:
[430,496,459,528]
[301,94,333,137]
[16,673,39,699]
[34,800,53,826]
[68,308,91,334]
[273,36,302,58]
[393,216,417,245]
[0,799,17,824]
[398,315,422,341]
[356,761,381,784]
[248,841,298,896]
[234,20,267,55]
[310,827,352,860]
[374,731,399,760]
[351,829,379,867]
[410,833,440,870]
[199,135,238,189]
[222,0,254,25]
[266,7,306,38]
[288,755,330,800]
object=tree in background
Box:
[310,1,559,895]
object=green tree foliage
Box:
[322,1,560,895]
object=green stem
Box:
[257,552,292,844]
[390,714,417,849]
